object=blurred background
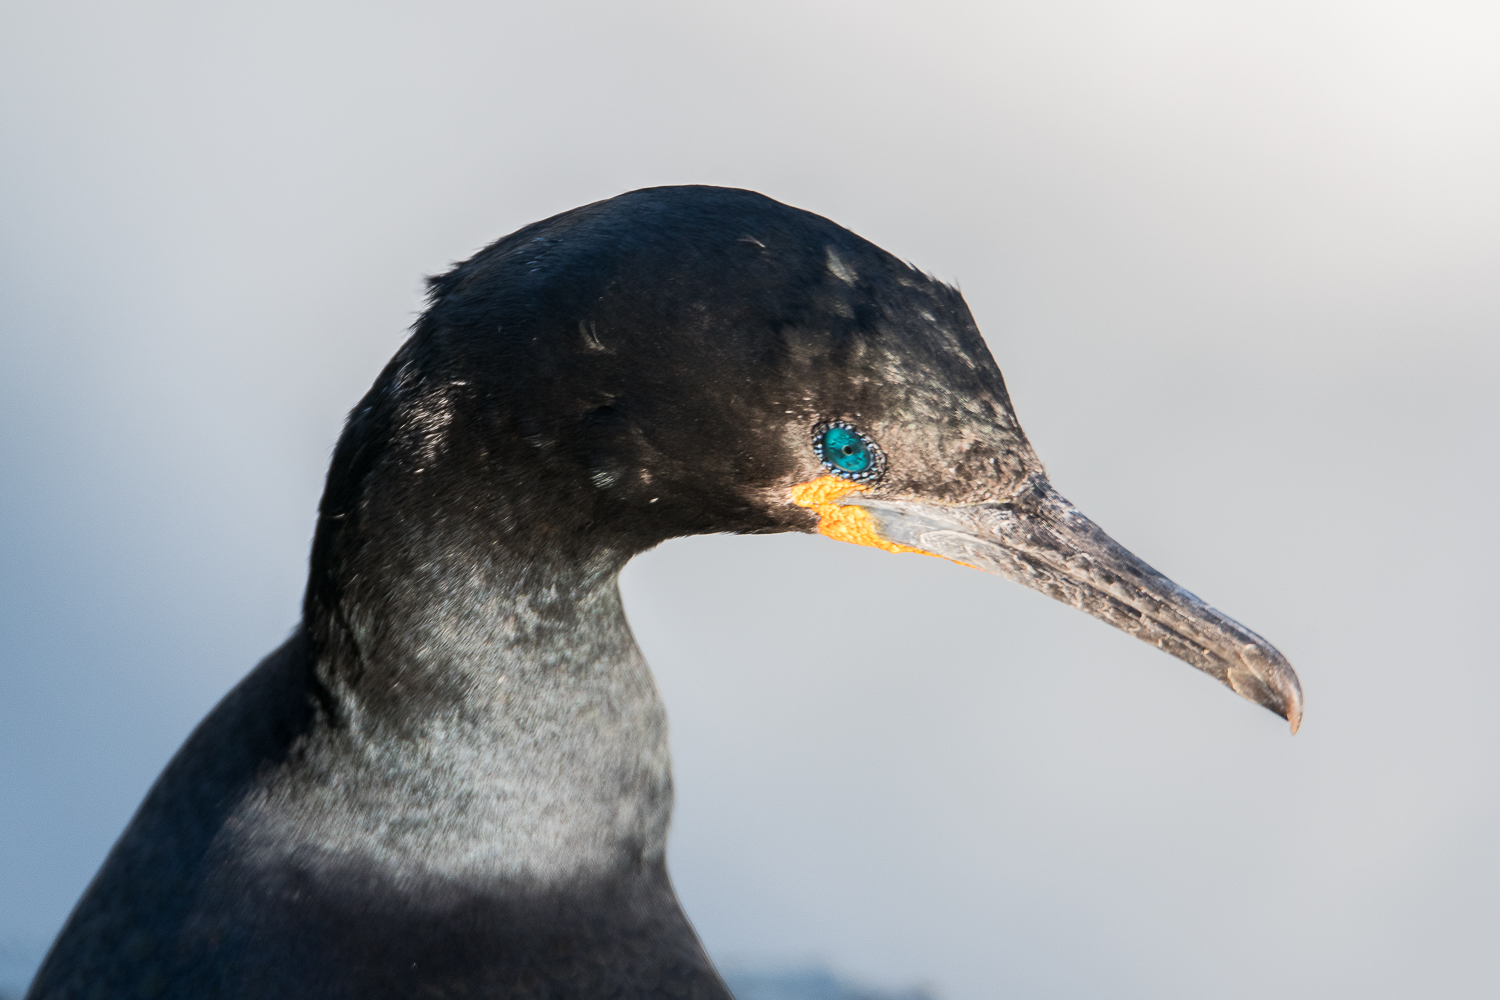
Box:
[2,2,1497,997]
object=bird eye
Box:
[812,420,886,483]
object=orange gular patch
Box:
[789,475,931,557]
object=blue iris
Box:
[813,420,885,482]
[821,424,871,473]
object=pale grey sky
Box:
[3,3,1497,997]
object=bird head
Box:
[319,184,1301,732]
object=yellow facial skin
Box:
[789,475,931,557]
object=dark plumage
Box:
[28,186,1300,999]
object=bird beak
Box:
[842,473,1303,733]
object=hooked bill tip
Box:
[1226,657,1303,736]
[1274,671,1304,736]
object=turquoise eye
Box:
[822,425,869,472]
[812,420,886,483]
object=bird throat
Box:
[265,544,676,892]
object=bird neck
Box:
[287,519,674,890]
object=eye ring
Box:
[811,420,886,483]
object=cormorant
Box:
[27,185,1301,1000]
